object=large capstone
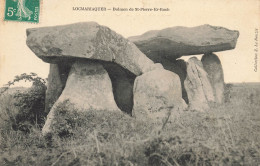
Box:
[42,60,120,134]
[201,53,225,104]
[26,22,155,76]
[133,68,187,122]
[184,57,215,111]
[129,24,239,60]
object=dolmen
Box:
[129,24,239,111]
[26,22,239,134]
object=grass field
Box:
[0,83,259,166]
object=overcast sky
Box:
[0,0,259,87]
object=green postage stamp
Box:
[4,0,40,23]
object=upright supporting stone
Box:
[44,63,70,115]
[42,60,120,134]
[133,68,187,122]
[184,57,215,111]
[134,51,189,104]
[155,58,188,104]
[201,53,225,104]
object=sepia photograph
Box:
[0,0,259,165]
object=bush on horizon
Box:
[0,73,47,132]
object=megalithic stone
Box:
[145,57,189,104]
[44,63,71,115]
[133,67,187,122]
[201,53,225,104]
[184,57,215,111]
[129,24,239,61]
[42,60,120,135]
[26,22,155,76]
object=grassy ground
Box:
[0,83,259,166]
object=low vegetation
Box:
[0,73,46,133]
[0,75,259,165]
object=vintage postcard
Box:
[0,0,259,165]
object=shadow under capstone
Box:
[102,62,136,115]
[45,57,136,116]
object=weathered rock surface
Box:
[145,55,188,103]
[44,63,71,115]
[201,53,225,103]
[184,57,215,111]
[42,60,120,134]
[129,24,239,60]
[26,22,155,76]
[133,68,187,121]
